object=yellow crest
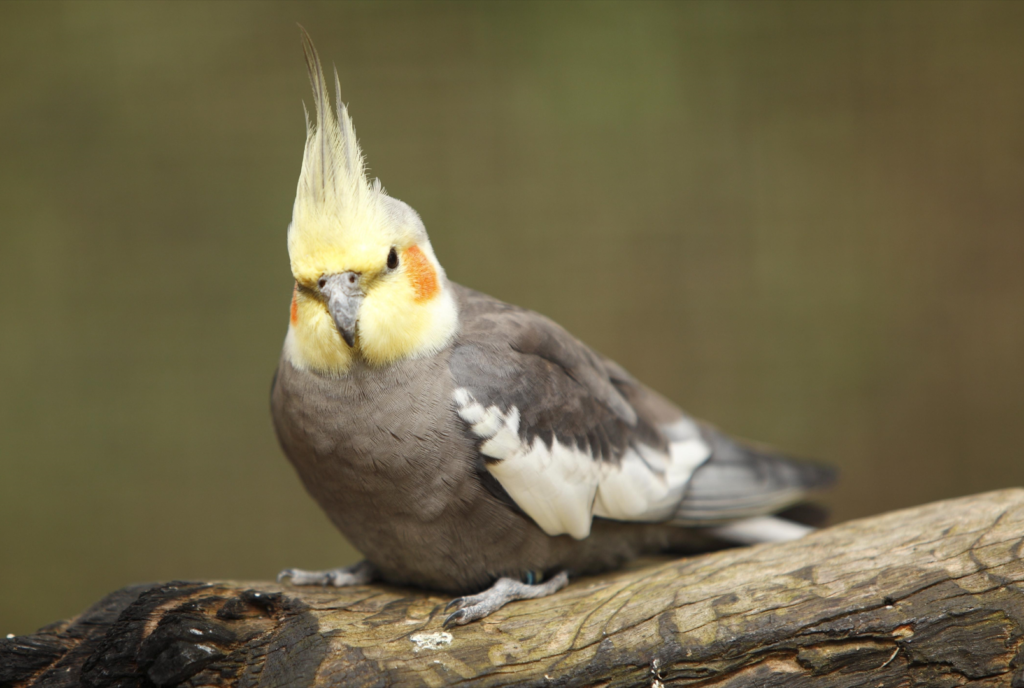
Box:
[284,30,458,375]
[289,30,426,285]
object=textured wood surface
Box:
[4,489,1024,687]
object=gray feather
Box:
[450,286,650,460]
[673,426,836,525]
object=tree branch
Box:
[4,489,1024,687]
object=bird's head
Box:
[284,33,458,375]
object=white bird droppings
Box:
[5,633,13,639]
[410,631,453,652]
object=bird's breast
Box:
[271,352,474,519]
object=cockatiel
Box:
[272,34,835,627]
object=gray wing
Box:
[676,426,837,525]
[448,285,833,539]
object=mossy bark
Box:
[4,489,1024,687]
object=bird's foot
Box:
[277,560,378,587]
[443,571,569,628]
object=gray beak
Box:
[319,271,364,347]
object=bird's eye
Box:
[317,278,326,289]
[387,247,399,270]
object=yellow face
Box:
[286,235,458,375]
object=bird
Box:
[272,32,835,628]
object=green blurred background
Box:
[2,1,1023,634]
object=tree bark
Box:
[4,489,1024,688]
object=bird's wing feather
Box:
[448,286,711,539]
[673,426,837,525]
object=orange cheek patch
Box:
[404,245,439,302]
[290,283,299,325]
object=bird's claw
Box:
[442,609,468,628]
[444,597,467,612]
[439,571,570,627]
[276,561,378,588]
[277,567,332,585]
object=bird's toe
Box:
[277,561,377,588]
[278,568,328,586]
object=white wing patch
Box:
[453,388,711,539]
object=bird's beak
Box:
[319,272,364,347]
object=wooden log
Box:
[3,489,1024,687]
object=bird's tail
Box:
[707,515,814,544]
[671,425,837,529]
